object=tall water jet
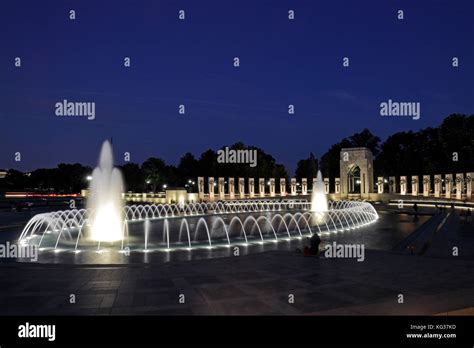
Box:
[311,170,328,213]
[87,140,124,242]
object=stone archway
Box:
[347,164,361,194]
[340,147,374,199]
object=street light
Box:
[163,184,167,189]
[146,180,151,184]
[86,175,92,181]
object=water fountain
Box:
[311,170,328,213]
[18,144,379,258]
[87,140,124,242]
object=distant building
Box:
[0,169,7,179]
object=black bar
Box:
[0,315,473,346]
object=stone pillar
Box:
[302,178,308,195]
[377,177,384,194]
[423,175,430,197]
[239,178,245,199]
[389,176,396,193]
[456,173,464,200]
[434,175,441,198]
[229,178,235,200]
[269,178,275,197]
[290,178,297,196]
[400,176,407,195]
[208,177,215,201]
[466,173,473,200]
[280,178,286,197]
[198,177,205,200]
[411,176,419,196]
[324,178,330,194]
[335,178,340,194]
[259,178,265,198]
[249,178,255,198]
[445,174,453,199]
[218,177,225,200]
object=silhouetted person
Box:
[413,203,418,216]
[309,233,321,256]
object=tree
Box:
[56,163,91,193]
[142,158,166,192]
[120,163,144,192]
[295,153,318,188]
[374,114,474,176]
[3,169,29,191]
[177,153,198,185]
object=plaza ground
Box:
[0,247,473,315]
[0,204,473,315]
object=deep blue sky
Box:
[1,0,473,174]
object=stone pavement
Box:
[0,249,474,315]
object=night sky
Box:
[1,0,473,174]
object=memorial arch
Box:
[340,147,374,199]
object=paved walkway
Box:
[1,249,473,315]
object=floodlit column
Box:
[445,174,453,199]
[198,177,205,200]
[335,178,341,194]
[423,175,430,197]
[239,178,245,199]
[456,173,464,200]
[411,176,419,196]
[218,177,225,200]
[290,178,297,196]
[400,176,407,195]
[302,178,307,195]
[389,176,396,193]
[270,178,275,197]
[466,173,473,200]
[259,178,265,198]
[208,177,215,201]
[377,177,384,194]
[249,178,255,198]
[228,178,235,200]
[434,175,441,198]
[324,178,330,194]
[280,178,286,197]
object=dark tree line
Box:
[316,114,473,192]
[0,164,92,194]
[119,142,290,192]
[1,114,472,194]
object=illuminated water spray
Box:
[87,140,124,242]
[311,170,328,213]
